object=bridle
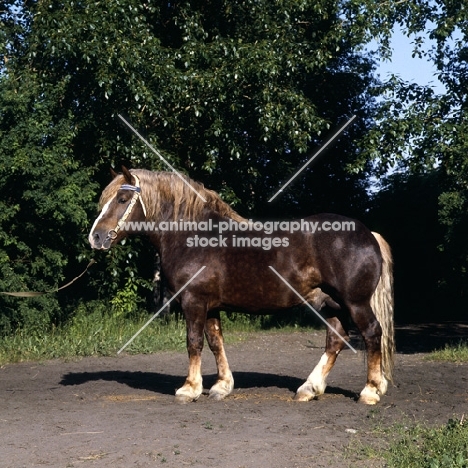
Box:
[102,174,147,249]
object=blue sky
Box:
[372,28,444,92]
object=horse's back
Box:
[195,213,382,312]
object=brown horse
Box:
[89,167,394,405]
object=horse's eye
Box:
[118,197,127,204]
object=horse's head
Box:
[89,166,147,250]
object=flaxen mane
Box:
[99,169,247,223]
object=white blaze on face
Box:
[88,200,112,247]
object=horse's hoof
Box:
[208,378,234,401]
[293,391,314,402]
[174,387,201,404]
[358,386,380,405]
[294,380,323,401]
[208,391,227,401]
[174,394,199,404]
[358,396,378,405]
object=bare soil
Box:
[1,323,467,468]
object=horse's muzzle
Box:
[89,230,114,250]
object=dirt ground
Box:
[1,322,467,468]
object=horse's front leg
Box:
[204,311,234,400]
[175,305,206,404]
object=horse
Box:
[89,166,394,405]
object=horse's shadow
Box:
[59,370,357,400]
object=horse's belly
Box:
[217,275,327,313]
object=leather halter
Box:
[103,174,147,248]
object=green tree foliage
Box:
[3,0,466,332]
[0,61,99,332]
[359,1,468,312]
[0,0,415,333]
[14,0,382,213]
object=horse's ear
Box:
[121,165,134,185]
[110,167,119,179]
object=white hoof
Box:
[208,375,234,401]
[175,383,202,404]
[294,380,326,402]
[294,390,315,402]
[358,385,380,405]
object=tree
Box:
[0,0,404,332]
[357,1,468,312]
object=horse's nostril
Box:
[93,232,101,242]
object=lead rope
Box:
[1,175,146,297]
[0,259,96,297]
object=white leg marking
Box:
[295,352,330,401]
[88,200,112,247]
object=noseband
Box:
[103,174,147,248]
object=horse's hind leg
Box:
[204,311,234,401]
[295,317,349,401]
[348,302,386,405]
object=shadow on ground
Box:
[60,370,358,401]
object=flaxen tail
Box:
[371,232,395,383]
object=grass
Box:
[0,309,185,365]
[0,302,312,365]
[348,417,468,468]
[3,302,466,367]
[346,338,468,468]
[426,340,468,363]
